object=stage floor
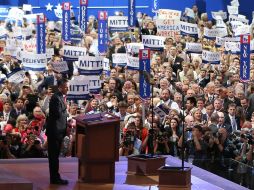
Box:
[0,156,249,190]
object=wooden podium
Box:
[75,113,120,183]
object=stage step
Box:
[0,168,33,190]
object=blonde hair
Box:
[16,114,28,128]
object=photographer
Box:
[119,122,141,156]
[0,133,16,159]
[21,132,46,158]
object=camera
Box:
[122,131,135,147]
[156,131,169,143]
[241,133,254,145]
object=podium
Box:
[75,113,120,183]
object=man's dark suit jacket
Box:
[141,28,157,35]
[223,97,241,111]
[46,91,67,140]
[171,56,184,75]
[224,114,241,132]
[9,108,26,120]
[38,75,55,93]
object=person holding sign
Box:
[46,78,69,185]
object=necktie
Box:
[231,118,237,131]
[5,113,8,121]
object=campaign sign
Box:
[204,28,228,39]
[156,19,180,38]
[36,14,46,54]
[224,42,240,54]
[63,45,87,61]
[62,2,71,43]
[211,11,227,20]
[180,21,198,38]
[98,11,108,54]
[103,58,110,77]
[7,68,25,84]
[142,35,165,51]
[112,53,128,67]
[52,61,69,73]
[234,25,250,36]
[67,76,90,100]
[127,56,139,70]
[89,75,102,94]
[202,50,220,64]
[21,52,47,71]
[185,43,202,53]
[240,35,250,81]
[126,43,144,54]
[128,0,136,27]
[139,49,151,99]
[108,16,128,32]
[78,55,104,75]
[79,0,88,33]
[158,9,181,20]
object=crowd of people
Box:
[0,2,254,188]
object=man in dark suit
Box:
[167,46,184,75]
[141,21,157,35]
[224,103,240,132]
[223,87,241,111]
[46,78,69,185]
[240,97,253,121]
[217,112,232,134]
[9,98,26,120]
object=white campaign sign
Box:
[180,21,198,36]
[46,48,55,59]
[227,5,238,15]
[67,76,90,98]
[108,16,128,28]
[234,25,250,36]
[103,58,110,71]
[52,61,69,73]
[88,75,102,93]
[211,11,227,20]
[63,45,87,60]
[126,43,144,54]
[21,52,47,71]
[78,55,104,75]
[202,50,221,64]
[7,70,25,83]
[142,35,165,49]
[204,28,228,38]
[127,56,139,70]
[112,53,128,66]
[224,42,240,52]
[156,19,180,38]
[215,16,227,28]
[22,39,36,52]
[158,9,182,20]
[185,43,202,53]
[185,8,195,18]
[229,15,249,25]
